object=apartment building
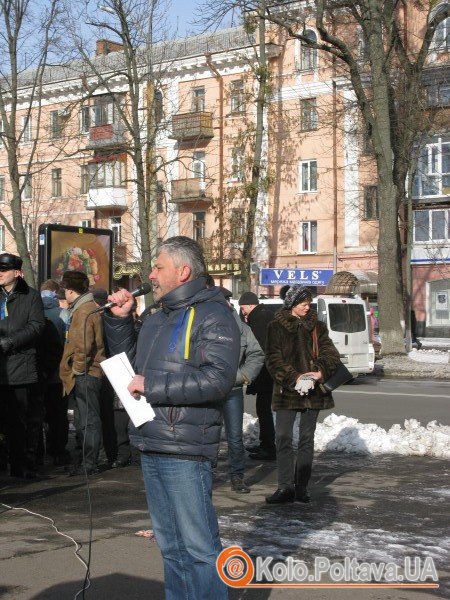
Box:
[0,5,448,334]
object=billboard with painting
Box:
[38,223,113,291]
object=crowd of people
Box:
[0,238,341,600]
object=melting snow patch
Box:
[242,413,450,459]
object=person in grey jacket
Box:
[103,236,240,600]
[219,287,264,493]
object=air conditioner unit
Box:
[250,262,259,274]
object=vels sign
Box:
[260,268,334,286]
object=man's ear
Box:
[179,264,192,283]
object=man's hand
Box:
[0,337,13,353]
[128,374,145,399]
[107,289,135,317]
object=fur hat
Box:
[283,285,313,309]
[238,291,259,306]
[61,270,89,295]
[0,253,22,271]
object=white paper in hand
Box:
[100,352,155,427]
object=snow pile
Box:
[408,348,450,364]
[242,412,450,459]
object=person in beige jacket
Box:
[59,270,106,475]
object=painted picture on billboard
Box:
[38,224,113,291]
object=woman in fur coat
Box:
[265,285,341,504]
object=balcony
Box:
[170,178,212,204]
[86,187,127,210]
[169,112,214,142]
[87,122,126,149]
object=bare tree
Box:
[63,0,178,290]
[0,0,63,285]
[256,0,449,354]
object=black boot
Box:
[265,487,295,504]
[295,486,310,503]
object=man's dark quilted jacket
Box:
[103,278,240,461]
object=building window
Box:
[82,160,126,190]
[414,209,449,242]
[300,30,317,71]
[298,159,318,192]
[432,16,450,51]
[192,151,206,180]
[0,176,4,203]
[191,87,205,112]
[23,175,32,199]
[81,220,91,229]
[300,98,318,131]
[50,110,63,139]
[230,80,245,113]
[80,105,90,133]
[363,185,379,219]
[427,82,450,107]
[299,221,317,253]
[25,223,32,251]
[230,147,244,182]
[412,136,450,198]
[0,119,4,146]
[22,116,32,142]
[51,168,62,197]
[230,208,245,242]
[0,225,5,251]
[110,216,122,245]
[193,211,205,241]
[91,95,119,127]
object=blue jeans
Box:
[141,453,228,600]
[222,388,245,477]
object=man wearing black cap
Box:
[238,291,276,461]
[0,253,45,478]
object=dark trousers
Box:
[43,382,68,457]
[114,409,132,463]
[72,374,103,470]
[1,384,43,473]
[275,408,319,489]
[256,385,276,452]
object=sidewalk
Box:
[0,450,448,599]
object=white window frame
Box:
[22,116,32,142]
[110,216,122,245]
[80,105,90,133]
[230,147,244,182]
[299,29,318,71]
[299,220,317,254]
[193,211,205,241]
[0,176,5,203]
[23,174,32,200]
[191,87,205,112]
[0,224,5,251]
[413,136,450,198]
[192,151,206,181]
[0,119,4,146]
[431,16,450,51]
[81,219,91,229]
[230,80,245,113]
[84,161,126,190]
[51,168,62,197]
[298,159,318,193]
[300,98,318,131]
[413,209,450,243]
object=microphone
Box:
[92,282,152,312]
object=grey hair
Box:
[157,236,207,280]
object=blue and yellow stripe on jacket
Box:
[168,306,196,360]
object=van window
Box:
[328,304,366,333]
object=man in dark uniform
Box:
[239,291,276,461]
[0,253,45,478]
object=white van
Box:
[230,295,374,376]
[316,295,374,375]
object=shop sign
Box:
[260,268,334,286]
[113,263,141,280]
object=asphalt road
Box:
[244,378,450,429]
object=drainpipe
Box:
[205,53,224,262]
